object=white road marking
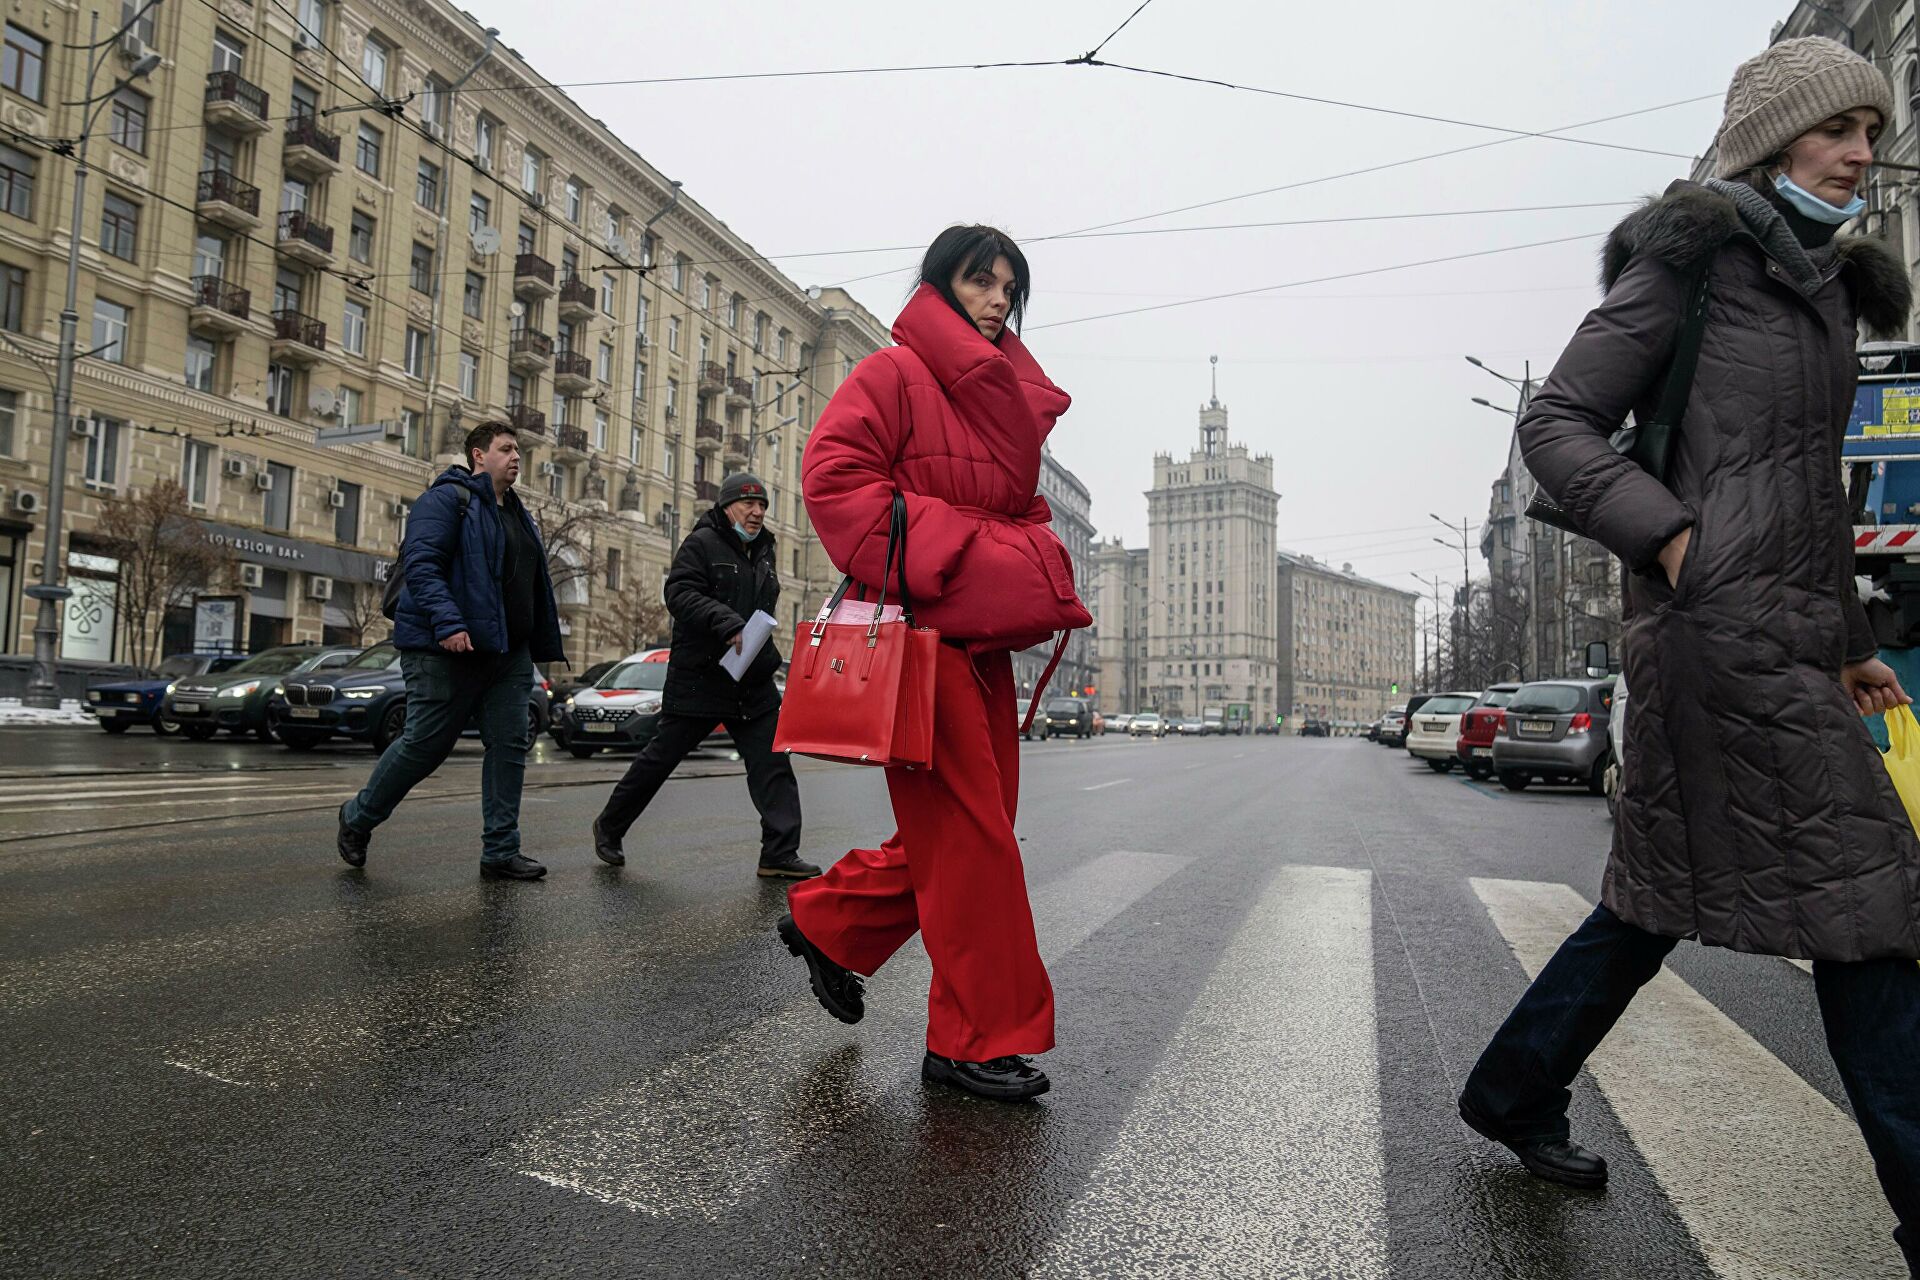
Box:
[1033,865,1386,1279]
[1080,778,1131,792]
[1471,878,1904,1280]
[162,1059,253,1087]
[506,850,1190,1218]
[1183,763,1204,771]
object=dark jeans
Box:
[596,708,800,863]
[1461,902,1920,1273]
[343,647,535,864]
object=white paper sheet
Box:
[720,610,778,682]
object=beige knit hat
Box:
[1715,36,1893,177]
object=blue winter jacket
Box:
[391,466,566,662]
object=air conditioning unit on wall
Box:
[327,489,346,510]
[10,489,39,515]
[223,456,249,477]
[239,563,265,589]
[306,575,334,602]
[254,471,275,491]
[388,501,408,518]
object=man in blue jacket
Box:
[337,421,564,879]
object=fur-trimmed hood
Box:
[1600,180,1911,335]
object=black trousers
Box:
[596,708,801,863]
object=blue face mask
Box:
[733,522,761,542]
[1773,171,1865,224]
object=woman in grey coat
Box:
[1457,37,1920,1269]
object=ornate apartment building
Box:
[1275,551,1417,728]
[1088,536,1148,716]
[0,0,889,677]
[1010,443,1097,704]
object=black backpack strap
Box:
[1629,244,1720,482]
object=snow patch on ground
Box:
[0,698,97,727]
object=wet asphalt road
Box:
[1,726,1906,1278]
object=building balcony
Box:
[697,361,727,398]
[724,434,752,468]
[282,115,341,179]
[187,275,250,336]
[513,252,555,299]
[693,418,723,454]
[268,309,328,364]
[553,424,590,457]
[507,330,553,373]
[505,403,547,437]
[275,210,335,268]
[556,275,596,321]
[552,350,593,395]
[726,376,753,409]
[195,169,262,231]
[695,479,720,504]
[204,70,270,134]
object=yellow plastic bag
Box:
[1881,706,1920,837]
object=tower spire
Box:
[1209,354,1219,409]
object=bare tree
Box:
[94,480,235,671]
[521,490,617,604]
[332,579,391,647]
[593,589,670,655]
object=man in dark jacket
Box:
[336,421,565,880]
[590,473,815,879]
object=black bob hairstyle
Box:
[918,225,1031,335]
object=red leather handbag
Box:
[774,494,938,768]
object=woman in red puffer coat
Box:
[777,225,1090,1103]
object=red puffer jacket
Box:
[803,283,1092,651]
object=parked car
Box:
[1362,718,1382,742]
[548,658,621,706]
[86,653,248,735]
[164,644,361,740]
[1492,678,1617,794]
[1128,711,1166,738]
[1405,692,1480,771]
[1254,718,1283,736]
[550,649,670,758]
[1455,682,1524,780]
[1300,718,1331,738]
[1605,670,1629,818]
[1043,697,1095,739]
[1378,705,1409,748]
[1108,713,1133,734]
[1176,717,1206,736]
[269,641,552,752]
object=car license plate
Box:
[1473,747,1492,758]
[174,702,200,714]
[288,707,320,719]
[1522,720,1553,733]
[96,707,117,716]
[585,722,616,733]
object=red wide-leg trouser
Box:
[788,643,1055,1062]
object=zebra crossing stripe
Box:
[1470,878,1905,1280]
[1032,865,1386,1280]
[506,850,1191,1218]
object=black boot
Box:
[337,803,369,868]
[591,817,624,866]
[757,854,821,879]
[777,913,863,1023]
[921,1052,1050,1102]
[480,854,547,881]
[1460,1101,1608,1189]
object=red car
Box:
[1457,683,1524,780]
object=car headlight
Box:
[216,680,261,699]
[343,688,379,700]
[564,695,576,708]
[164,680,177,696]
[87,690,102,702]
[636,696,662,713]
[272,683,285,696]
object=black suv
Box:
[269,641,552,752]
[163,644,360,740]
[1042,697,1095,739]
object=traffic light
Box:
[1390,682,1400,694]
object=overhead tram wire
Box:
[1080,0,1163,62]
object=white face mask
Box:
[1773,171,1865,224]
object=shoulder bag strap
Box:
[1630,244,1720,483]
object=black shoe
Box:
[337,804,369,868]
[921,1052,1051,1102]
[757,854,821,879]
[776,913,864,1024]
[480,854,547,881]
[1460,1100,1608,1189]
[591,817,624,866]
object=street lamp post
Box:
[22,8,161,708]
[1431,512,1475,683]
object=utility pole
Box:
[23,8,161,707]
[1431,512,1475,683]
[1412,573,1446,689]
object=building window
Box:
[600,273,616,315]
[266,362,294,416]
[295,0,326,42]
[403,326,428,379]
[91,299,130,364]
[665,377,679,418]
[697,275,712,311]
[107,88,148,154]
[564,176,582,223]
[628,424,642,463]
[211,30,244,75]
[83,416,123,489]
[463,271,484,319]
[728,293,742,329]
[666,316,681,354]
[671,254,688,292]
[400,407,424,457]
[264,461,294,531]
[3,25,48,101]
[593,407,608,450]
[99,193,138,261]
[337,386,362,429]
[0,387,14,455]
[640,234,655,267]
[0,143,32,218]
[410,241,433,293]
[184,334,216,391]
[458,349,478,399]
[415,159,440,211]
[419,76,446,133]
[521,147,542,195]
[474,114,495,163]
[360,34,389,92]
[633,359,647,402]
[469,191,490,237]
[597,341,612,384]
[121,0,157,44]
[606,547,622,591]
[636,293,649,331]
[183,438,214,507]
[355,123,381,177]
[333,480,361,544]
[341,299,368,355]
[348,211,374,264]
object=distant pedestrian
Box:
[336,421,563,881]
[1456,37,1920,1269]
[589,473,816,879]
[776,225,1091,1103]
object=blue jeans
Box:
[1461,903,1920,1274]
[343,647,535,863]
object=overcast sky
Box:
[469,0,1782,596]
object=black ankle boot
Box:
[921,1052,1050,1102]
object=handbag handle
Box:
[811,491,915,641]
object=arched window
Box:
[1907,62,1920,133]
